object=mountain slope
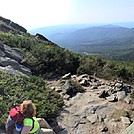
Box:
[0,16,134,134]
[30,25,134,61]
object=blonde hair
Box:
[20,100,36,117]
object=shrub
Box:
[24,43,80,77]
[0,71,64,126]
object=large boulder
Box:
[0,57,31,76]
[35,33,50,42]
[0,42,31,76]
[0,24,11,33]
[0,42,23,62]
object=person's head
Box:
[20,100,36,117]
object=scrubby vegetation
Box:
[0,71,64,125]
[77,56,134,83]
[24,43,79,77]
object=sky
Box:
[1,0,134,29]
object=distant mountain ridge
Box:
[30,24,134,61]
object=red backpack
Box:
[9,106,23,122]
[5,105,24,134]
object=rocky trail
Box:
[47,73,134,134]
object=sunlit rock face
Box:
[0,16,27,33]
[0,41,31,76]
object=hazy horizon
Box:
[1,0,134,29]
[29,21,134,30]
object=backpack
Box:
[5,105,23,134]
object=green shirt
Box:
[23,117,39,133]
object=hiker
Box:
[5,100,55,134]
[20,100,54,134]
[5,104,23,134]
[20,100,40,134]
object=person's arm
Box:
[21,126,32,134]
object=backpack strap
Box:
[30,117,35,132]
